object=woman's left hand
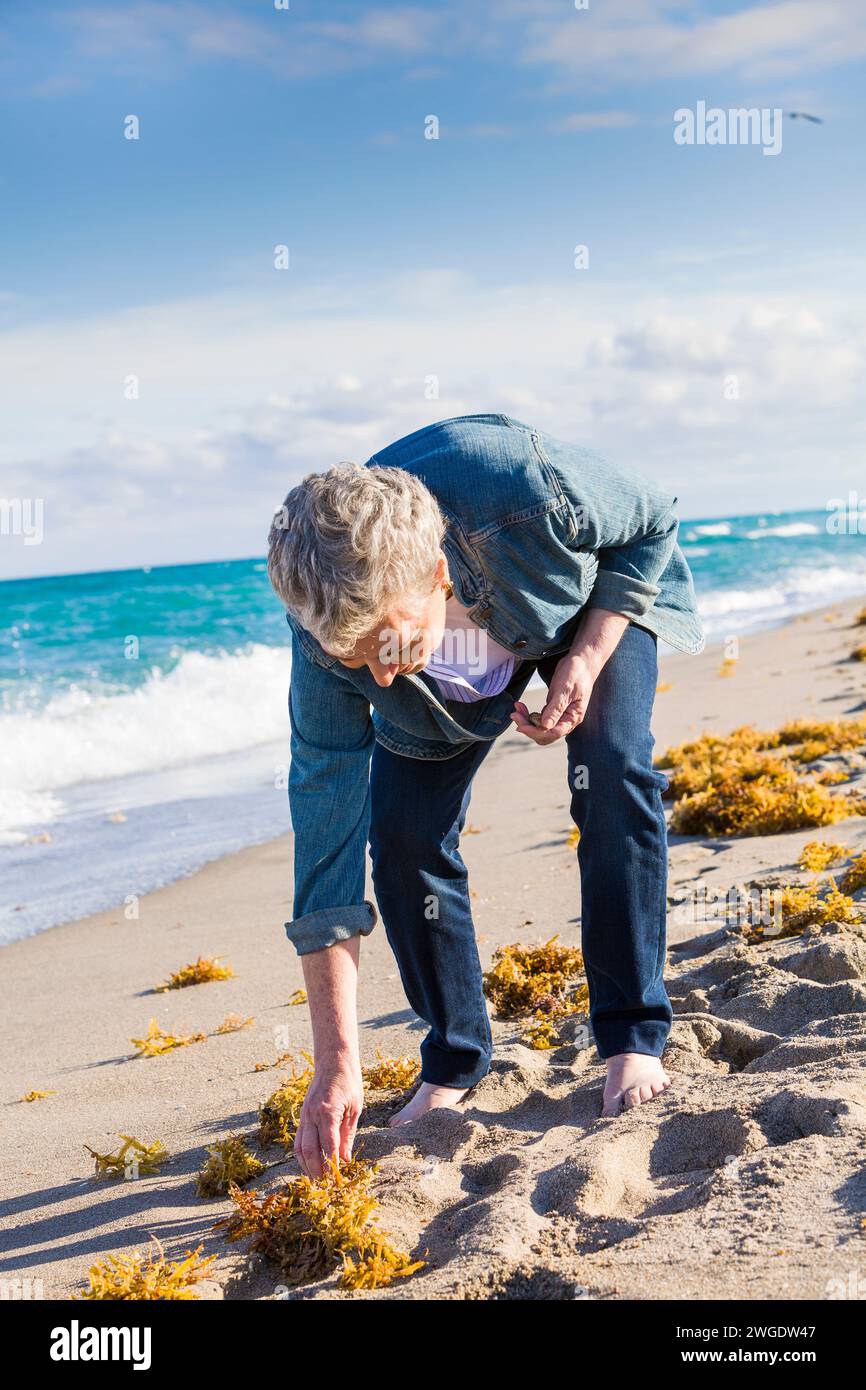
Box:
[510,651,597,745]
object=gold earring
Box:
[443,579,454,599]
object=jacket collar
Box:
[442,516,485,610]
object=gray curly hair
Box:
[268,463,447,657]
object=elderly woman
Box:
[268,413,703,1178]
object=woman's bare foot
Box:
[602,1053,671,1117]
[388,1080,469,1127]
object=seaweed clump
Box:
[20,1089,55,1103]
[520,1019,563,1050]
[254,1051,294,1073]
[483,937,586,1018]
[196,1137,267,1197]
[671,773,861,838]
[85,1135,168,1178]
[797,841,850,872]
[841,852,866,895]
[216,1013,254,1034]
[657,721,866,837]
[362,1053,420,1091]
[77,1243,215,1300]
[220,1157,424,1291]
[776,717,866,763]
[746,878,861,942]
[258,1053,315,1148]
[130,1018,206,1058]
[155,956,234,992]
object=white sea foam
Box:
[0,644,291,836]
[685,521,732,539]
[745,522,820,539]
[0,788,65,843]
[698,563,866,637]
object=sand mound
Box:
[276,918,866,1300]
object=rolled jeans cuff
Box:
[285,899,378,956]
[591,1017,671,1061]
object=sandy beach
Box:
[3,596,866,1301]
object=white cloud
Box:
[53,2,447,82]
[26,0,866,90]
[522,0,866,83]
[553,111,638,131]
[2,269,864,577]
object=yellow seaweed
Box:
[797,840,850,871]
[520,1019,562,1050]
[216,1014,254,1034]
[362,1053,420,1091]
[130,1018,206,1058]
[658,719,866,799]
[258,1053,315,1148]
[253,1051,294,1073]
[670,772,862,837]
[776,717,866,763]
[747,878,861,941]
[483,937,585,1018]
[841,852,866,895]
[196,1137,267,1197]
[77,1242,215,1300]
[154,955,234,992]
[340,1243,426,1291]
[220,1156,424,1291]
[85,1135,168,1179]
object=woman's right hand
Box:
[294,1056,364,1178]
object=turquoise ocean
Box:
[2,506,866,943]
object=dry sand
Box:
[2,597,866,1301]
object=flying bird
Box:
[786,111,824,123]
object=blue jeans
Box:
[367,624,672,1088]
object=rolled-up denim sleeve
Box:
[586,503,679,621]
[554,451,680,621]
[285,633,378,956]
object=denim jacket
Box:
[282,414,703,955]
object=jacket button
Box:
[514,639,527,649]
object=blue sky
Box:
[2,0,865,577]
